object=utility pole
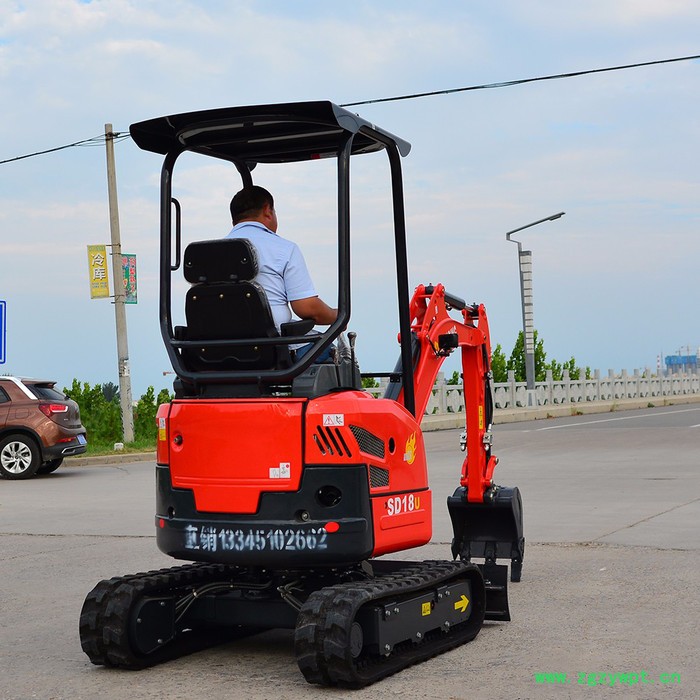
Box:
[105,123,134,443]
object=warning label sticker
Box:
[269,462,291,479]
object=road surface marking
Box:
[535,407,700,431]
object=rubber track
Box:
[294,560,485,688]
[79,563,241,669]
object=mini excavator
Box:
[79,101,525,687]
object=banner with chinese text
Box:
[87,245,110,298]
[122,254,137,304]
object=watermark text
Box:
[533,670,681,687]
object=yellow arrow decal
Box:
[454,594,469,613]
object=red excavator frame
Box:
[79,101,524,687]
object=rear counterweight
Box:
[156,463,375,567]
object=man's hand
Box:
[291,296,337,325]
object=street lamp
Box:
[505,212,565,400]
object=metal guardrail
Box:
[368,368,700,413]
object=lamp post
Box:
[505,212,565,401]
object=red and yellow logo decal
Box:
[404,432,417,464]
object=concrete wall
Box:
[369,368,700,416]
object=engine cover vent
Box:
[349,425,385,458]
[313,425,353,457]
[369,465,390,488]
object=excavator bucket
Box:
[447,484,525,620]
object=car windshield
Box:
[26,384,66,401]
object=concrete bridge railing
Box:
[367,368,700,414]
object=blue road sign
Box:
[0,300,5,364]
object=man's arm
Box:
[291,296,337,325]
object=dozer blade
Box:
[447,485,525,584]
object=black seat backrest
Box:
[184,238,258,284]
[181,238,286,372]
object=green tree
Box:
[134,386,174,442]
[506,330,548,382]
[64,380,174,449]
[446,370,461,385]
[64,379,120,444]
[563,357,578,380]
[134,387,157,442]
[544,357,590,380]
[546,357,564,381]
[490,344,508,383]
[101,382,119,402]
[495,331,590,384]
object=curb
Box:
[68,394,700,467]
[66,451,157,468]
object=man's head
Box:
[230,185,277,232]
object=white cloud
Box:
[507,0,700,29]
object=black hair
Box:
[230,185,274,224]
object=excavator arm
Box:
[397,283,496,503]
[394,282,525,585]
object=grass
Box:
[84,437,156,456]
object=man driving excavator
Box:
[226,186,337,356]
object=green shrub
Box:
[64,380,172,453]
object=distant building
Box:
[665,353,698,374]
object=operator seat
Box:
[178,238,312,372]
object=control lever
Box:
[348,332,357,368]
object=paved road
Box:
[1,405,698,699]
[427,404,700,549]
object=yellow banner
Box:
[87,245,110,299]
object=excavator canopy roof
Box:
[129,100,411,165]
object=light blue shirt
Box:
[226,221,317,331]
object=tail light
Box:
[156,404,170,464]
[39,403,69,417]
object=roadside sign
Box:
[0,300,6,364]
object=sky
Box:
[0,0,698,398]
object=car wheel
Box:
[0,434,41,480]
[38,457,64,474]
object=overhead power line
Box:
[340,53,700,107]
[1,54,698,164]
[0,132,130,166]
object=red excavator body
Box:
[80,102,524,687]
